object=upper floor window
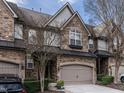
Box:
[98,40,108,51]
[113,37,122,49]
[89,39,94,49]
[27,54,34,69]
[28,29,37,44]
[69,29,82,47]
[14,24,23,39]
[44,31,60,47]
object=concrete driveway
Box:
[65,84,124,93]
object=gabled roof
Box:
[3,0,17,18]
[85,24,95,37]
[60,11,91,35]
[44,2,75,27]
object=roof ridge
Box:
[19,7,51,17]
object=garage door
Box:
[60,65,93,84]
[0,62,19,75]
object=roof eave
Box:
[43,2,75,27]
[3,0,18,18]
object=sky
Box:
[6,0,89,23]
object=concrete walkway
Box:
[65,84,124,93]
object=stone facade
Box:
[61,15,89,52]
[0,0,14,41]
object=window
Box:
[14,24,23,39]
[89,39,94,49]
[69,29,82,46]
[98,40,108,51]
[113,37,121,49]
[27,54,34,69]
[44,31,60,47]
[28,29,37,44]
[113,37,117,49]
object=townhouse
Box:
[0,0,123,85]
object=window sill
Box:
[69,45,83,49]
[26,68,34,70]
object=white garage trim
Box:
[59,62,95,68]
[0,57,21,64]
[59,64,95,84]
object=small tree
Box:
[26,29,60,92]
[84,0,124,83]
[32,30,60,92]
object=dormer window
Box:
[69,28,82,49]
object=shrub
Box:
[97,74,105,81]
[24,78,54,93]
[101,75,114,85]
[24,80,40,93]
[56,80,64,89]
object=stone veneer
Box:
[0,0,14,41]
[61,15,89,52]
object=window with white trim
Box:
[44,31,60,47]
[88,39,94,49]
[27,54,34,69]
[98,40,108,51]
[113,37,121,49]
[14,24,23,39]
[28,29,37,44]
[69,29,82,46]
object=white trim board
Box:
[3,0,18,18]
[44,2,74,27]
[61,11,91,35]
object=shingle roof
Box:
[85,24,96,37]
[7,2,51,28]
[94,50,112,57]
[62,49,97,58]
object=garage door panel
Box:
[0,62,19,75]
[61,65,93,84]
[61,69,77,81]
[78,69,92,81]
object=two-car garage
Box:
[60,65,94,85]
